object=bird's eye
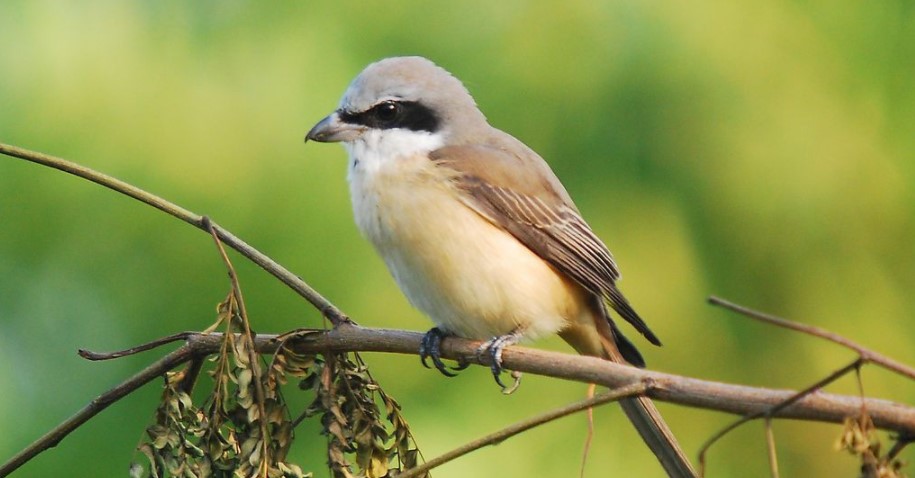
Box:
[372,101,400,122]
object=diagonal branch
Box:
[77,332,195,360]
[697,358,865,475]
[115,328,915,434]
[396,381,650,478]
[700,296,915,475]
[288,326,915,433]
[4,326,915,477]
[0,142,348,326]
[709,296,915,381]
[0,343,200,476]
[5,143,915,477]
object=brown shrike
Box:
[306,56,695,477]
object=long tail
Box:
[604,317,696,478]
[618,395,696,477]
[565,297,697,478]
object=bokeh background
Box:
[2,1,914,477]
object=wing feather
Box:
[430,144,661,346]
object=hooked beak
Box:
[305,112,365,143]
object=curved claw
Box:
[419,327,458,377]
[501,371,523,395]
[476,331,524,392]
[488,342,507,385]
[450,359,471,372]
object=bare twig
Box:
[396,382,649,478]
[698,359,865,475]
[698,297,915,476]
[580,382,597,478]
[129,329,915,433]
[177,356,206,395]
[0,343,200,476]
[887,433,915,461]
[78,332,195,360]
[4,144,915,476]
[0,142,348,326]
[764,418,779,478]
[229,329,915,434]
[4,327,915,477]
[205,217,272,477]
[708,296,915,381]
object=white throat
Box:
[344,129,445,180]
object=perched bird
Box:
[306,56,695,477]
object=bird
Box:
[305,56,695,477]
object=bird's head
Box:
[305,56,487,148]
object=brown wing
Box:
[430,143,661,346]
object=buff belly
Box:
[348,152,587,341]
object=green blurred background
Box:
[2,1,914,476]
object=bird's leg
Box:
[419,327,467,377]
[476,329,525,393]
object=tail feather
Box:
[618,396,697,478]
[608,319,645,368]
[586,296,697,478]
[605,284,662,346]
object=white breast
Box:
[345,130,583,340]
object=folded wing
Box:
[429,144,660,346]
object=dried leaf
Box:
[368,449,388,478]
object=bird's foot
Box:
[476,331,524,394]
[419,327,468,377]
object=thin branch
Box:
[77,332,194,360]
[708,296,915,381]
[205,217,272,477]
[4,327,915,477]
[177,356,206,395]
[5,144,915,476]
[0,142,348,326]
[764,418,779,478]
[396,382,649,478]
[0,343,199,477]
[177,329,915,434]
[580,382,597,478]
[887,433,915,461]
[698,359,864,475]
